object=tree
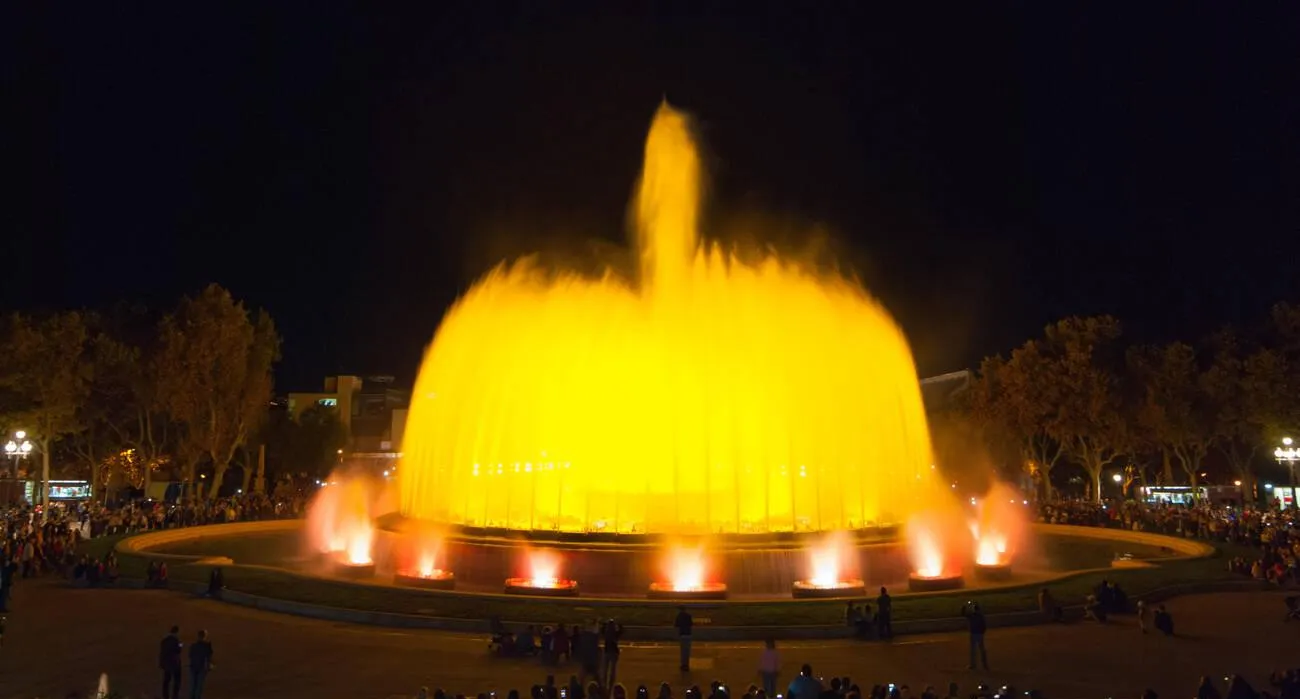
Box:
[1204,334,1290,496]
[67,328,138,498]
[1127,342,1215,487]
[967,349,1065,499]
[156,285,280,499]
[0,312,94,503]
[1036,316,1128,502]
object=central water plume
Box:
[399,103,945,535]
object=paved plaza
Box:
[1,579,1297,699]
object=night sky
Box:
[6,3,1298,391]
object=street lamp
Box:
[4,429,37,504]
[1112,473,1123,483]
[4,433,33,459]
[1274,437,1299,508]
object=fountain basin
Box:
[331,560,377,579]
[973,562,1012,581]
[504,577,579,597]
[394,570,457,590]
[907,572,964,592]
[791,579,867,599]
[646,582,728,601]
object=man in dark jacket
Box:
[962,602,989,670]
[674,606,693,672]
[159,625,183,699]
[190,629,214,699]
[600,619,623,689]
[876,587,893,639]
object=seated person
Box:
[1110,582,1129,613]
[857,603,874,638]
[207,567,225,598]
[515,625,538,655]
[1038,587,1063,622]
[1084,594,1107,622]
[1153,605,1174,636]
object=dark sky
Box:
[6,3,1298,391]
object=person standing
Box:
[189,629,213,699]
[876,587,893,640]
[758,638,780,697]
[1136,599,1148,634]
[674,606,693,672]
[961,602,989,671]
[601,619,623,689]
[0,555,16,611]
[159,625,183,699]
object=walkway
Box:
[1,579,1296,699]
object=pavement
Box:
[1,578,1297,699]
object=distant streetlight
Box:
[4,433,33,459]
[1233,480,1242,487]
[1111,473,1123,483]
[1275,437,1299,509]
[4,430,34,479]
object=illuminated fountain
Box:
[969,483,1027,581]
[793,531,866,598]
[384,102,956,594]
[505,549,579,596]
[905,512,966,592]
[648,545,728,600]
[393,534,456,590]
[306,474,378,578]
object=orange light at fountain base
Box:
[792,579,866,598]
[416,552,439,579]
[911,528,945,579]
[968,483,1027,568]
[664,546,708,592]
[505,577,580,596]
[398,102,947,536]
[905,509,969,586]
[524,549,564,589]
[974,534,1008,567]
[345,525,374,565]
[394,568,456,590]
[807,530,855,588]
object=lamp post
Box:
[1275,437,1298,508]
[4,430,34,478]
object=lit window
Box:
[318,398,338,407]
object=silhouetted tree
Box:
[156,285,280,498]
[0,312,94,503]
[1128,342,1215,487]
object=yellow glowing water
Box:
[399,103,943,534]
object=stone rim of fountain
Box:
[791,579,868,599]
[646,581,729,600]
[503,577,581,597]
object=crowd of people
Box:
[1038,498,1300,586]
[0,492,304,612]
[83,492,307,537]
[398,665,1300,699]
[412,670,1018,699]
